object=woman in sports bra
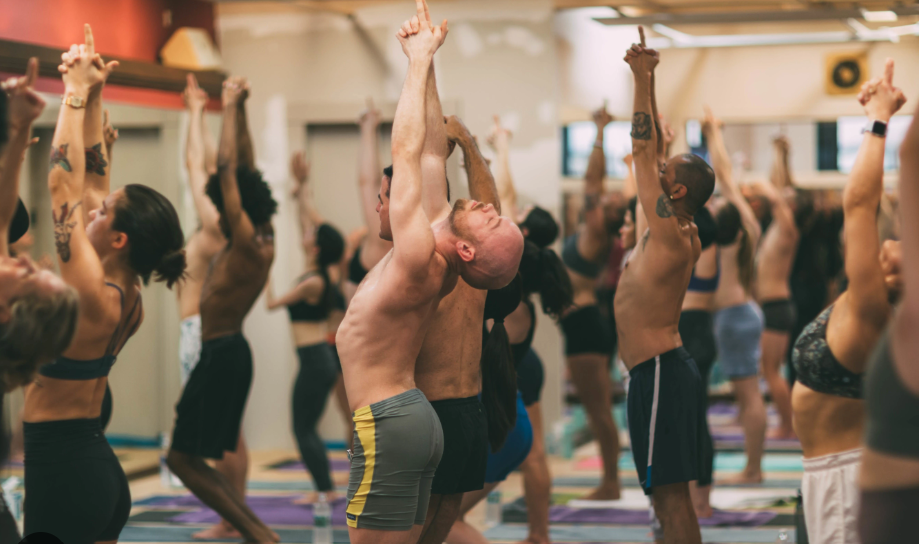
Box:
[267,152,345,501]
[790,61,906,544]
[24,30,186,543]
[858,95,919,544]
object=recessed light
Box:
[861,9,898,23]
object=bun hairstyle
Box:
[112,184,187,289]
[519,240,572,319]
[714,201,755,293]
[0,285,79,391]
[519,206,559,249]
[481,275,523,452]
[316,223,345,314]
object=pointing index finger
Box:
[884,58,894,86]
[25,57,38,87]
[638,26,646,47]
[84,24,95,56]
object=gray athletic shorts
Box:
[345,388,444,531]
[714,301,764,379]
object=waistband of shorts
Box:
[202,332,247,349]
[561,304,600,321]
[717,301,760,314]
[629,346,692,375]
[802,448,862,472]
[296,341,331,354]
[181,314,201,326]
[681,309,712,319]
[354,388,428,417]
[429,395,481,411]
[24,417,108,462]
[759,298,793,308]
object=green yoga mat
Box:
[119,525,351,543]
[613,452,803,472]
[483,524,797,543]
[554,476,802,489]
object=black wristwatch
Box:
[862,119,888,138]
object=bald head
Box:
[447,199,525,289]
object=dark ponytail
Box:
[518,240,572,320]
[481,276,523,451]
[316,223,345,314]
[113,184,186,289]
[519,206,559,249]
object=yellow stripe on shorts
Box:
[346,404,376,528]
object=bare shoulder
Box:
[383,249,450,302]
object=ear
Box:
[670,183,688,201]
[455,240,475,263]
[112,231,129,251]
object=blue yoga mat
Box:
[483,524,796,543]
[553,476,802,489]
[614,452,803,472]
[119,525,350,543]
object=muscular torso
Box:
[337,250,455,411]
[414,279,486,401]
[615,225,700,369]
[199,229,274,340]
[177,230,225,320]
[755,221,799,301]
[682,244,718,312]
[713,241,749,309]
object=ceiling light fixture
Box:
[861,9,898,23]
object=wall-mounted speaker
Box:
[825,52,867,96]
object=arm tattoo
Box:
[85,143,109,176]
[49,144,72,172]
[655,194,674,218]
[584,193,601,211]
[630,112,653,140]
[52,201,81,263]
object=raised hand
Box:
[396,0,448,61]
[103,109,119,150]
[221,76,245,109]
[58,25,118,94]
[445,115,473,146]
[486,115,512,150]
[701,105,723,135]
[359,97,381,129]
[660,114,676,147]
[623,26,659,76]
[2,57,46,130]
[592,105,614,129]
[858,58,907,122]
[183,73,208,112]
[291,151,310,187]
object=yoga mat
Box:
[483,524,797,543]
[134,495,349,526]
[118,525,351,543]
[553,476,802,489]
[267,458,351,472]
[575,452,804,472]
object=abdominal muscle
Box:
[791,382,864,458]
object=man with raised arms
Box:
[614,29,715,544]
[336,3,523,543]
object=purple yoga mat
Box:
[273,459,351,472]
[547,506,775,527]
[157,495,349,526]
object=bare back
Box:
[177,229,224,320]
[199,227,274,340]
[336,250,454,411]
[756,220,799,301]
[615,223,700,369]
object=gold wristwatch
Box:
[62,95,86,109]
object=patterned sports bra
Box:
[791,305,863,399]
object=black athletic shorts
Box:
[517,348,545,407]
[678,310,716,487]
[172,333,253,460]
[429,396,488,495]
[761,298,797,333]
[627,347,707,495]
[561,305,615,356]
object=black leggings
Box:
[24,417,131,543]
[293,342,339,492]
[679,310,716,487]
[0,493,19,543]
[101,383,112,431]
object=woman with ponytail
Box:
[266,152,345,501]
[24,29,187,543]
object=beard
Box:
[448,199,470,238]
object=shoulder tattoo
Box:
[49,144,72,172]
[630,112,653,141]
[655,194,674,218]
[52,201,82,263]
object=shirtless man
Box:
[167,76,278,543]
[754,137,799,439]
[336,4,523,543]
[174,73,251,541]
[614,30,715,544]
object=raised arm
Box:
[265,275,322,311]
[357,99,384,230]
[702,105,761,243]
[102,109,118,162]
[583,106,612,242]
[762,138,796,235]
[842,59,906,322]
[80,42,118,223]
[216,77,256,245]
[446,114,500,211]
[291,152,323,240]
[50,26,110,312]
[896,96,919,359]
[0,58,44,256]
[487,116,517,218]
[184,74,222,239]
[236,80,255,170]
[769,136,794,190]
[391,3,447,277]
[419,45,450,219]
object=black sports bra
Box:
[791,305,863,399]
[286,272,331,322]
[511,299,537,365]
[349,246,369,284]
[40,283,142,380]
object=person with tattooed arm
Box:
[24,25,186,542]
[614,28,715,544]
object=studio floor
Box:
[2,402,802,543]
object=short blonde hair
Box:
[0,285,80,391]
